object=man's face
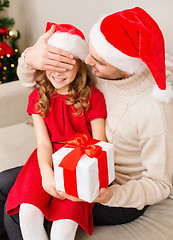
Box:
[85,42,131,80]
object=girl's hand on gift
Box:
[57,191,84,202]
[41,168,65,200]
[94,187,113,204]
[25,25,75,71]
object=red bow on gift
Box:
[59,133,101,171]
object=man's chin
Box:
[97,75,119,81]
[94,72,107,79]
[94,71,121,81]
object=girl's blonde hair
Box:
[35,60,96,118]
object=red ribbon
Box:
[59,133,101,171]
[58,133,109,199]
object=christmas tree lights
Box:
[0,0,21,83]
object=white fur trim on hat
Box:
[152,81,173,103]
[47,32,89,61]
[89,16,146,74]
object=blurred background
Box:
[5,0,173,54]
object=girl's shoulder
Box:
[87,86,107,120]
[28,87,40,102]
[89,86,104,98]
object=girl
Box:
[6,22,107,240]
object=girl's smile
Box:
[51,75,67,82]
[46,61,78,94]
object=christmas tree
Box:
[0,0,21,84]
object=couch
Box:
[1,80,173,240]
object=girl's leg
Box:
[19,203,48,240]
[50,219,78,240]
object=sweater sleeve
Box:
[17,49,38,88]
[105,134,173,210]
[104,101,173,210]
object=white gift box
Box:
[52,141,115,203]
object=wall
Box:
[6,0,173,55]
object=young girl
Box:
[6,22,107,240]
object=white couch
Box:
[0,81,36,171]
[1,80,173,240]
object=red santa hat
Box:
[89,7,172,102]
[46,22,89,61]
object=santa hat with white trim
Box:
[90,7,173,102]
[46,22,89,62]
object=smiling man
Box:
[85,42,131,80]
[1,7,173,240]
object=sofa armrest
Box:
[0,80,33,128]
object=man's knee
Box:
[0,166,22,197]
[4,202,23,240]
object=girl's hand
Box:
[25,25,75,71]
[94,187,113,204]
[57,191,84,202]
[41,167,64,200]
[57,188,113,203]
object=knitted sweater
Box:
[17,53,173,210]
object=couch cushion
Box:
[0,122,36,171]
[76,198,173,240]
[0,81,32,128]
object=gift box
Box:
[52,133,115,203]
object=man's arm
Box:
[17,50,38,88]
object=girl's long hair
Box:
[35,60,96,118]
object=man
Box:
[1,7,173,240]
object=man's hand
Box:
[25,25,76,71]
[94,187,113,204]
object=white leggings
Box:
[19,203,78,240]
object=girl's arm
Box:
[90,118,107,141]
[32,114,63,199]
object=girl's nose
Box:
[54,72,62,77]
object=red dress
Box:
[6,86,107,235]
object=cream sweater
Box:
[17,53,173,210]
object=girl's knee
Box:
[19,203,44,225]
[51,219,78,240]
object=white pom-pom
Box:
[152,82,173,103]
